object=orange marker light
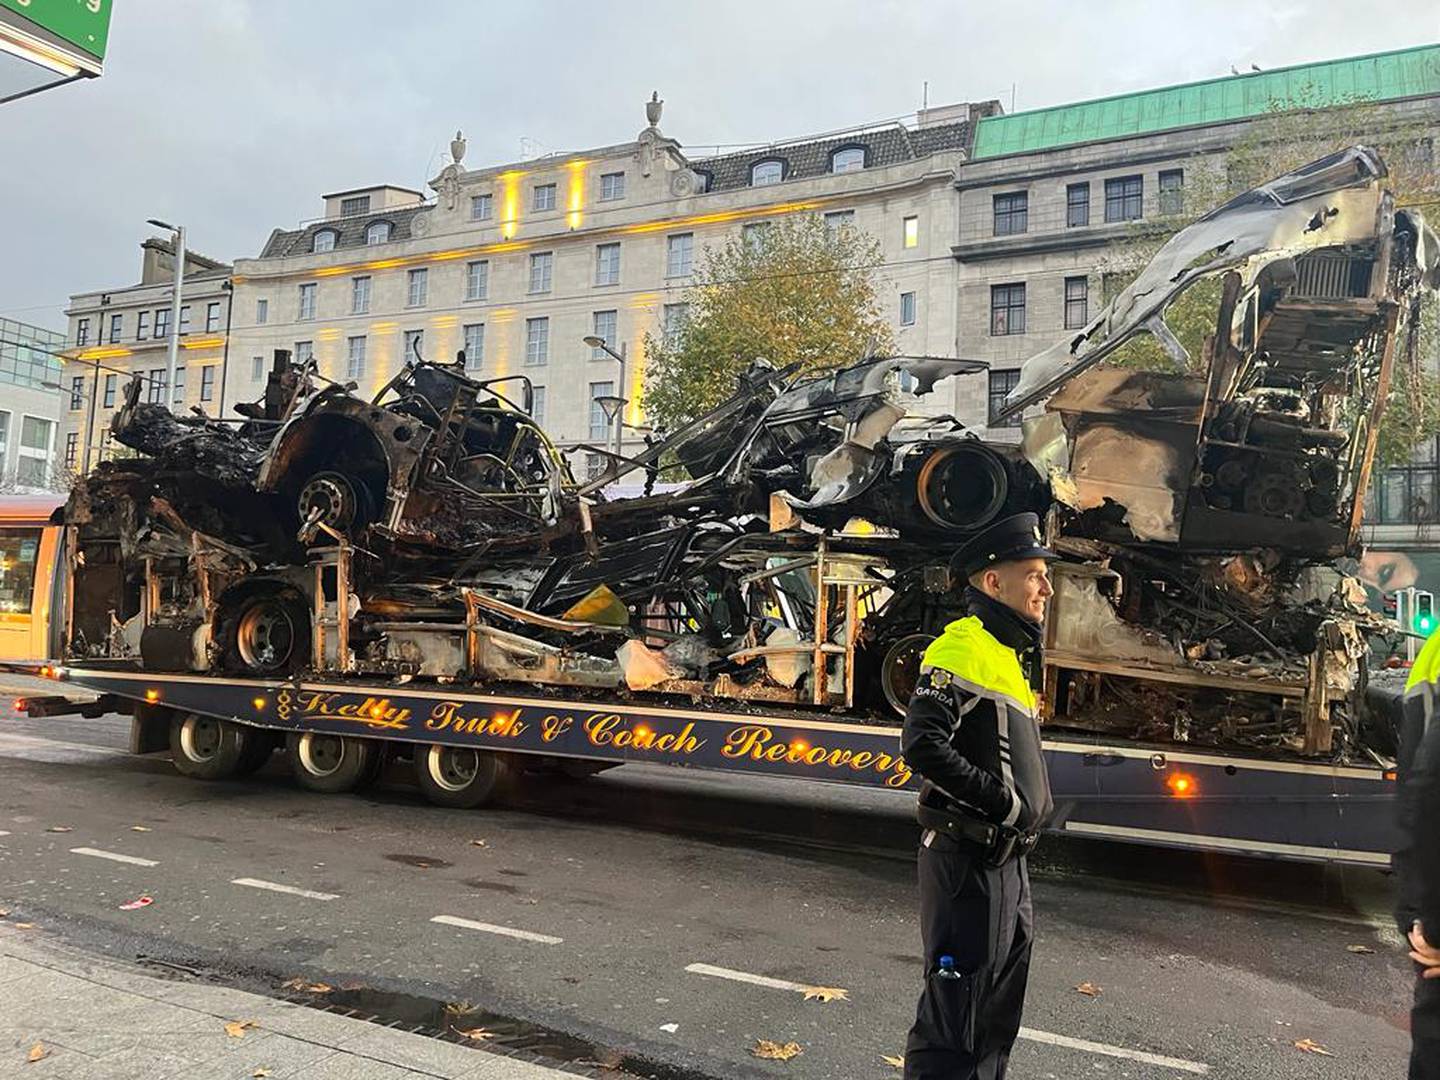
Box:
[144,689,160,703]
[253,697,267,711]
[791,740,809,754]
[1166,772,1197,798]
[13,698,25,712]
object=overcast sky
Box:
[1,0,1436,331]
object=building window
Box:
[586,453,606,481]
[750,159,784,186]
[1066,183,1090,228]
[990,283,1026,335]
[366,221,391,245]
[1064,276,1089,330]
[294,341,314,368]
[351,276,371,315]
[900,292,917,327]
[146,369,164,404]
[533,183,557,211]
[64,432,78,468]
[312,229,337,253]
[256,298,268,324]
[471,193,493,221]
[76,318,89,346]
[525,318,549,366]
[154,308,170,339]
[407,268,428,307]
[136,310,149,340]
[251,356,264,381]
[589,381,615,442]
[172,366,186,404]
[0,412,8,465]
[591,310,617,359]
[402,329,423,362]
[206,301,221,332]
[16,416,53,487]
[109,313,123,343]
[69,375,84,410]
[528,252,553,294]
[340,195,370,217]
[662,303,689,348]
[179,305,192,335]
[199,366,215,402]
[463,324,484,370]
[1105,175,1144,222]
[742,222,773,253]
[988,369,1022,428]
[824,210,855,239]
[831,146,866,173]
[903,216,919,249]
[993,192,1028,236]
[465,260,489,301]
[595,243,621,286]
[346,336,366,380]
[666,233,694,278]
[1158,169,1184,216]
[600,172,625,200]
[298,283,316,321]
[102,374,116,408]
[530,385,546,425]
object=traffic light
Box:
[1416,590,1436,636]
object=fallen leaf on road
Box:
[882,1054,905,1069]
[455,1027,495,1041]
[752,1040,803,1061]
[470,839,488,847]
[130,825,151,832]
[27,1042,48,1063]
[659,1022,679,1034]
[801,986,849,1003]
[1345,944,1375,954]
[224,1020,258,1039]
[13,923,35,930]
[1076,982,1102,996]
[1293,1038,1334,1056]
[0,908,9,918]
[253,1070,271,1078]
[118,895,153,911]
[45,826,72,833]
[281,977,332,994]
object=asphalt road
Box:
[0,700,1417,1079]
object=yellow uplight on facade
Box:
[565,159,587,231]
[369,321,399,333]
[619,200,822,235]
[499,170,524,240]
[180,336,225,350]
[76,347,132,361]
[903,216,919,248]
[316,327,342,342]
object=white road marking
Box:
[70,847,158,868]
[1018,1027,1209,1074]
[684,962,824,996]
[430,914,563,945]
[0,831,10,837]
[230,878,338,901]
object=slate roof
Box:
[693,120,972,192]
[259,203,431,259]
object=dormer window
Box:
[312,229,337,253]
[366,221,392,245]
[750,159,785,186]
[830,146,866,173]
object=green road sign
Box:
[0,0,112,62]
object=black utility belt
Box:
[917,803,1039,866]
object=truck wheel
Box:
[169,713,249,780]
[286,732,377,794]
[221,589,311,676]
[413,745,513,809]
[235,728,277,775]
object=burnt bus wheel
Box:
[169,713,251,780]
[220,589,311,676]
[881,633,934,717]
[286,732,377,794]
[296,470,376,536]
[413,745,514,809]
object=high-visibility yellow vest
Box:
[920,615,1037,715]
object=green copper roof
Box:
[971,44,1440,160]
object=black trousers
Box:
[1415,970,1440,1080]
[905,831,1032,1080]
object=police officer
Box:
[901,512,1057,1080]
[1397,629,1440,1079]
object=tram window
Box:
[0,528,40,615]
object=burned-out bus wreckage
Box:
[55,148,1439,784]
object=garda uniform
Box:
[901,513,1056,1080]
[1398,633,1440,1079]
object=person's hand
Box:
[1408,922,1440,979]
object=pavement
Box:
[0,924,577,1079]
[0,700,1420,1079]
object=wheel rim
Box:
[298,733,347,777]
[298,473,358,532]
[236,599,298,672]
[179,715,222,762]
[427,745,481,792]
[881,633,933,716]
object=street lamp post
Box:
[147,218,185,412]
[582,334,627,458]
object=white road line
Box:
[430,914,563,945]
[230,878,338,901]
[70,847,159,868]
[684,963,817,995]
[1019,1027,1209,1074]
[0,831,10,837]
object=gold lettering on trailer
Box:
[721,725,913,788]
[540,715,574,743]
[583,715,704,755]
[425,702,528,739]
[292,691,409,730]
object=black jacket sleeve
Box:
[901,673,1013,821]
[1399,711,1440,939]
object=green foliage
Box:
[1374,298,1440,470]
[641,215,895,432]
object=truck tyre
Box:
[235,728,278,775]
[220,588,311,677]
[286,732,377,794]
[169,713,250,780]
[413,745,513,809]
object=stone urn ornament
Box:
[450,130,466,165]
